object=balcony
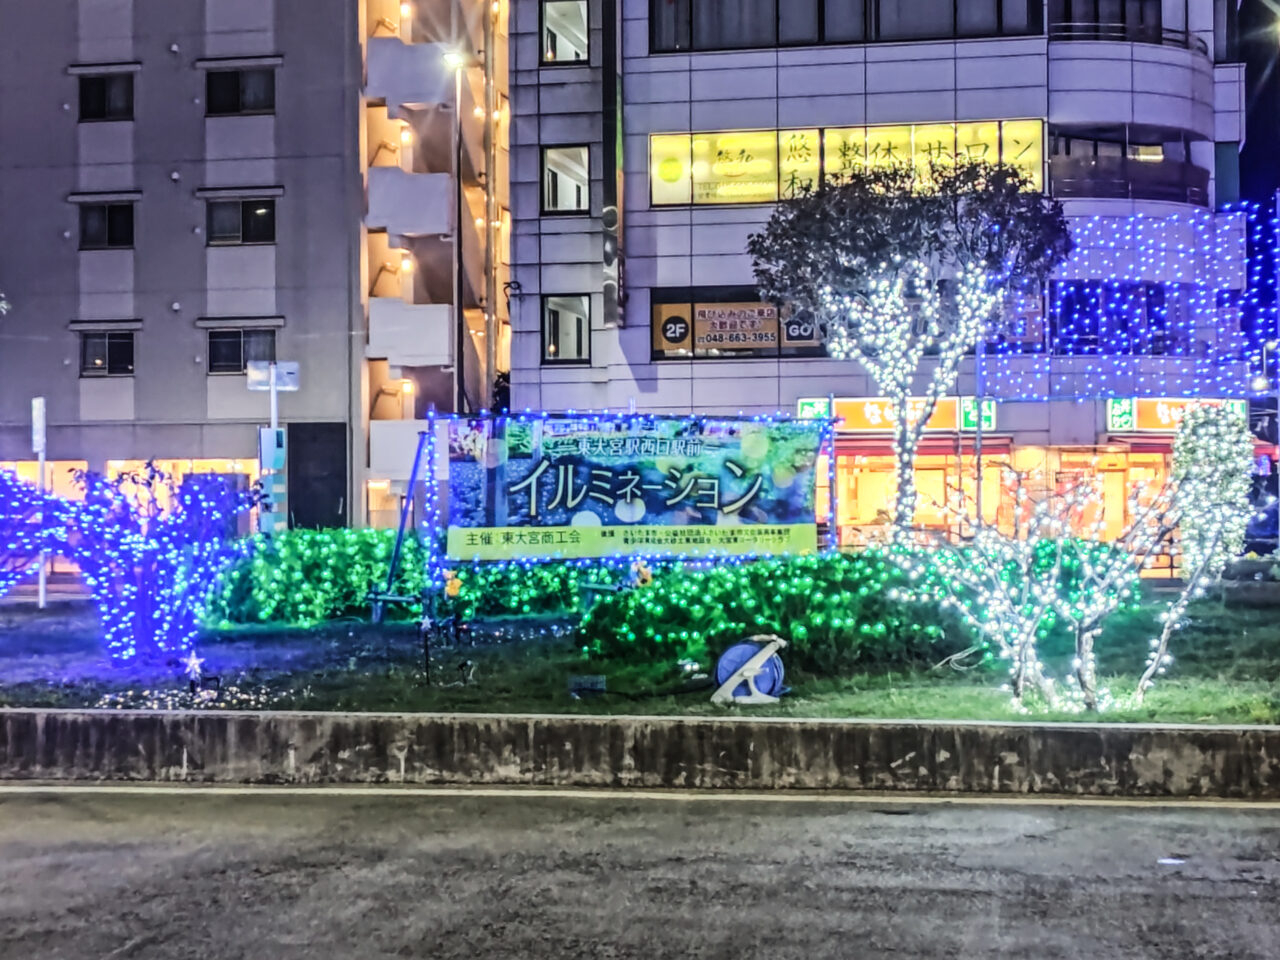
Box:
[365,37,452,109]
[367,166,453,236]
[370,419,434,481]
[1048,21,1208,55]
[1049,155,1209,207]
[367,299,452,368]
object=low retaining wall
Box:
[2,709,1279,797]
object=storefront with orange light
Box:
[805,396,1255,549]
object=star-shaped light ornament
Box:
[180,651,206,681]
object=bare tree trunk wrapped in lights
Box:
[749,160,1071,533]
[823,260,999,529]
[1052,483,1178,711]
[902,468,1104,709]
[1134,403,1255,703]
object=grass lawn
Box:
[2,592,1278,724]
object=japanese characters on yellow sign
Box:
[652,300,822,360]
[798,397,997,432]
[1106,398,1247,433]
[692,130,778,205]
[652,119,1045,206]
[447,523,818,562]
[779,128,821,198]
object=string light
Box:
[62,465,259,663]
[824,260,1000,529]
[897,401,1255,713]
[981,203,1278,401]
[1133,402,1256,702]
[0,471,60,598]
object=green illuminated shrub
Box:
[581,552,959,674]
[206,529,632,626]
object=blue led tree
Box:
[64,463,259,663]
[0,470,58,599]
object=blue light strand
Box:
[61,465,260,662]
[975,203,1279,402]
[0,471,62,599]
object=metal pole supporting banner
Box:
[32,397,46,610]
[827,393,838,551]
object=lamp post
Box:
[1254,339,1280,464]
[443,47,468,414]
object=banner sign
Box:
[1106,397,1247,433]
[444,416,825,561]
[798,397,997,432]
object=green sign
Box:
[960,398,997,432]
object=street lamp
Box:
[1262,340,1280,463]
[443,45,473,414]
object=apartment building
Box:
[508,0,1259,541]
[0,0,510,528]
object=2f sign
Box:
[31,397,45,455]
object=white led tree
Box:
[823,260,999,528]
[1134,403,1254,703]
[749,160,1072,531]
[1050,481,1178,711]
[901,467,1095,707]
[905,403,1254,713]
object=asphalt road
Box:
[0,789,1277,960]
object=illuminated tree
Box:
[1050,481,1177,710]
[0,471,57,598]
[749,160,1071,529]
[64,464,259,663]
[906,404,1254,712]
[1135,403,1254,702]
[900,468,1097,708]
[822,260,999,528]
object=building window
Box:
[694,0,776,49]
[1048,281,1186,356]
[542,294,591,363]
[650,120,1044,207]
[542,1,589,62]
[651,289,824,360]
[542,145,589,214]
[80,332,134,377]
[78,74,133,121]
[79,203,134,250]
[878,0,954,39]
[652,0,1041,52]
[206,68,275,116]
[207,199,276,245]
[207,329,276,374]
[652,0,693,49]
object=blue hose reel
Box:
[711,635,788,705]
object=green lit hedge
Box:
[206,528,630,626]
[579,552,960,674]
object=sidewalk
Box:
[0,573,90,605]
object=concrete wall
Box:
[3,709,1280,797]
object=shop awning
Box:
[835,435,1013,458]
[1108,434,1277,458]
[1106,435,1174,454]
